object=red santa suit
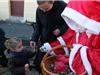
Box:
[40,0,100,75]
[61,1,100,75]
[40,28,75,55]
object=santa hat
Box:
[61,0,100,35]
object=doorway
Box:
[11,0,24,16]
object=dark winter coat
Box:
[0,28,7,66]
[31,1,69,43]
[4,49,35,75]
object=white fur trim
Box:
[80,46,92,75]
[57,36,69,55]
[76,32,79,43]
[61,7,100,34]
[69,44,83,72]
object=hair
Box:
[5,37,21,50]
[37,0,54,5]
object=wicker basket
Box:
[41,45,87,75]
[41,45,70,75]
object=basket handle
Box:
[43,45,71,61]
[41,45,69,75]
[79,71,87,75]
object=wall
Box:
[24,0,37,22]
[0,0,10,20]
[24,0,69,22]
[0,0,68,21]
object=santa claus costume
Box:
[41,0,100,75]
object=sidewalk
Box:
[0,21,33,39]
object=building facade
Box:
[0,0,69,22]
[0,0,37,22]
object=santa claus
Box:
[40,0,100,75]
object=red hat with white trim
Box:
[61,0,100,34]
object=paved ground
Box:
[0,21,33,39]
[0,67,39,75]
[0,21,40,75]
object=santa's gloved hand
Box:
[40,43,55,56]
[39,43,52,52]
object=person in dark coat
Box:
[0,28,8,67]
[4,37,35,75]
[30,0,69,73]
[30,0,68,44]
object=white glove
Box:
[40,43,56,56]
[40,43,51,52]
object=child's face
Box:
[15,40,23,52]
